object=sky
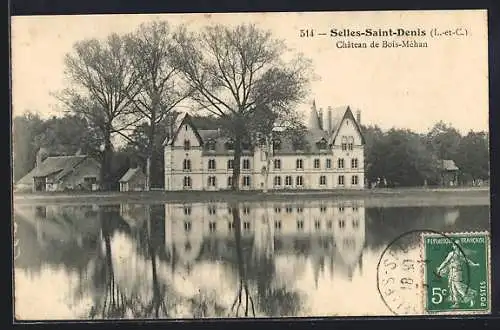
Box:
[11,10,489,134]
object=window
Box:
[341,136,348,151]
[183,206,191,215]
[285,176,293,186]
[243,222,251,231]
[348,137,354,151]
[84,177,97,184]
[338,175,345,186]
[275,207,281,213]
[326,158,332,169]
[274,159,281,170]
[314,220,321,230]
[227,159,234,169]
[274,176,282,186]
[208,159,216,170]
[339,219,346,229]
[207,176,217,187]
[228,221,235,231]
[208,205,217,215]
[317,139,327,150]
[352,175,359,185]
[243,176,251,187]
[225,140,234,150]
[209,222,217,232]
[319,175,327,185]
[243,206,251,215]
[327,220,333,229]
[273,139,282,150]
[314,158,320,169]
[351,158,358,169]
[286,206,293,213]
[297,220,304,230]
[274,221,282,230]
[339,206,345,212]
[184,221,192,232]
[320,206,327,213]
[352,205,359,212]
[183,176,192,187]
[353,219,359,228]
[296,176,303,186]
[296,159,303,169]
[242,159,250,170]
[207,139,216,151]
[184,139,191,150]
[338,158,345,169]
[227,176,233,187]
[183,159,191,171]
[297,206,303,213]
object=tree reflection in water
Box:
[228,202,302,318]
[88,206,128,319]
[229,202,256,317]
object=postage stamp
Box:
[422,231,491,314]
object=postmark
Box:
[376,230,491,315]
[423,231,490,314]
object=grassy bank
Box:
[12,187,490,207]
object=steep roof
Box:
[16,155,93,185]
[328,106,366,145]
[119,167,145,183]
[162,112,204,146]
[308,107,322,130]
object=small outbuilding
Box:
[119,167,146,192]
[440,159,459,187]
[15,153,101,192]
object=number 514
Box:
[300,29,314,37]
[431,287,447,304]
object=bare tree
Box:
[57,33,142,190]
[125,21,192,190]
[171,24,313,191]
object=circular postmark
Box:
[376,229,472,315]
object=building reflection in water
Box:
[17,200,490,319]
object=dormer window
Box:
[316,138,327,150]
[273,139,282,150]
[225,139,234,150]
[206,139,216,151]
[242,141,250,151]
[184,139,191,151]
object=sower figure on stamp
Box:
[436,240,480,308]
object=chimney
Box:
[36,148,48,168]
[318,108,324,130]
[356,110,361,125]
[327,106,333,132]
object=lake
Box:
[13,198,490,320]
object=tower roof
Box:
[308,101,322,130]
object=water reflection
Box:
[13,200,489,319]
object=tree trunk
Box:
[146,205,162,317]
[100,130,113,191]
[263,135,271,193]
[231,134,242,191]
[145,116,156,192]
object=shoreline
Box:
[12,187,490,207]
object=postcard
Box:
[11,9,490,320]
